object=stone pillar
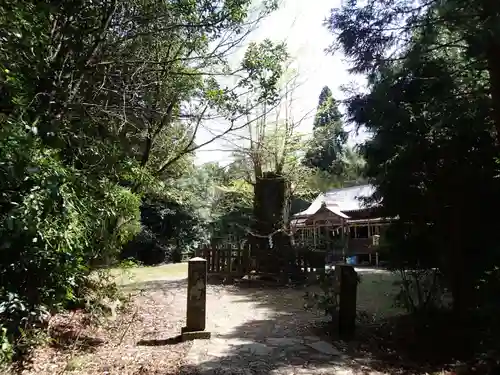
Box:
[335,264,358,339]
[181,257,211,341]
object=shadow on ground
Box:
[121,271,496,375]
[179,297,348,375]
[49,327,105,353]
[122,277,188,293]
[137,335,182,346]
[191,270,493,374]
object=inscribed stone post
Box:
[336,264,358,339]
[181,257,211,341]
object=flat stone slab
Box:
[306,340,342,356]
[265,337,303,346]
[303,336,319,341]
[236,342,273,356]
[227,338,255,346]
[180,287,369,375]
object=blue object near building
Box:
[346,256,358,265]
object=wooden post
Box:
[235,245,241,274]
[208,249,213,273]
[340,219,344,262]
[375,252,379,267]
[181,257,211,341]
[243,244,250,274]
[313,220,317,247]
[335,264,358,339]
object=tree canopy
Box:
[303,86,348,174]
[328,0,500,321]
[0,0,290,361]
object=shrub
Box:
[393,268,448,314]
[0,128,141,360]
[304,268,361,322]
[121,195,208,265]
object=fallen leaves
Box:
[13,279,193,375]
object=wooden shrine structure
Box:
[290,184,391,266]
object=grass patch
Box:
[113,263,188,285]
[356,269,403,317]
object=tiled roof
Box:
[294,184,375,218]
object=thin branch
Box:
[67,0,118,103]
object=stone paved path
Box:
[180,284,385,375]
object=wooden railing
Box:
[347,238,374,254]
[196,246,327,275]
[293,236,379,254]
[197,246,251,275]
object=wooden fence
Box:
[196,246,327,275]
[197,246,251,275]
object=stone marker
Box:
[335,264,358,339]
[181,257,211,341]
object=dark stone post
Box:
[181,257,211,341]
[336,264,358,339]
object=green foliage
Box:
[329,0,500,319]
[241,40,289,104]
[304,269,361,321]
[122,193,209,265]
[303,86,348,175]
[326,0,500,139]
[0,122,141,357]
[0,327,12,365]
[392,269,447,314]
[0,0,288,363]
[196,163,254,241]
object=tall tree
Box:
[330,0,500,318]
[222,72,313,274]
[0,0,288,358]
[303,86,348,174]
[326,0,500,144]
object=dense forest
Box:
[0,0,362,362]
[1,0,499,372]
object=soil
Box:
[13,279,191,375]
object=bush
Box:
[0,293,50,363]
[304,268,361,322]
[121,195,208,265]
[0,128,141,361]
[378,223,448,315]
[393,268,448,314]
[0,327,13,366]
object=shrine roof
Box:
[293,184,375,219]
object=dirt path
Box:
[17,266,395,374]
[179,284,385,375]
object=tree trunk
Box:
[448,205,473,319]
[252,172,291,274]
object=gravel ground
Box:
[13,278,191,375]
[8,267,401,375]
